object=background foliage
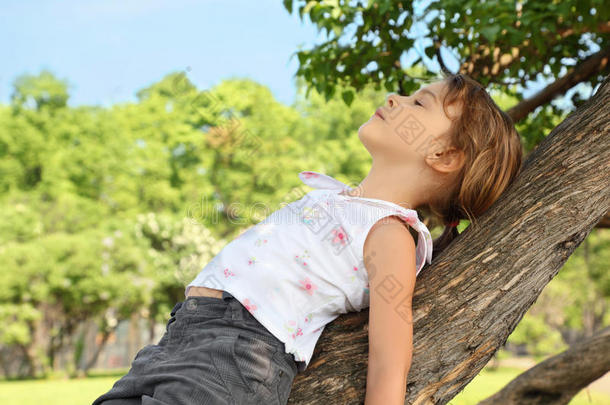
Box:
[1,0,609,380]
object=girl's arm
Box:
[363,215,417,405]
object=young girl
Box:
[92,72,522,405]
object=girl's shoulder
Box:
[364,214,417,253]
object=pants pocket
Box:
[211,332,278,402]
[234,332,279,394]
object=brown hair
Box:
[422,72,524,256]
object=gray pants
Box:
[92,292,298,405]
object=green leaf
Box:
[379,1,390,14]
[283,0,293,14]
[297,51,307,65]
[480,25,501,42]
[341,90,354,106]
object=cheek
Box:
[385,112,434,153]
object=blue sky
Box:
[0,0,326,107]
[0,0,589,109]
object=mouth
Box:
[374,108,385,120]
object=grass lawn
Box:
[0,365,608,405]
[0,369,130,405]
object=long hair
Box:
[422,72,524,256]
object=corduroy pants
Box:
[92,292,298,405]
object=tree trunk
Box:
[286,75,610,405]
[478,326,610,405]
[83,322,118,372]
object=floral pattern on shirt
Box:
[294,250,311,270]
[254,238,268,247]
[284,320,303,340]
[323,224,351,255]
[299,277,318,295]
[243,298,257,314]
[223,267,236,278]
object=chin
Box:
[358,117,377,141]
[359,119,413,162]
[358,118,389,154]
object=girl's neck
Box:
[340,164,425,211]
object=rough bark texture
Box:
[286,74,610,405]
[478,326,610,405]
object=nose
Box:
[386,93,403,108]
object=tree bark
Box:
[477,326,610,405]
[286,75,610,404]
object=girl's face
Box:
[358,80,460,165]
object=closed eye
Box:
[415,99,424,107]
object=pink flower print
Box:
[294,250,310,269]
[313,327,322,333]
[301,171,319,179]
[304,313,313,323]
[330,226,348,246]
[254,238,268,247]
[242,298,257,314]
[288,324,303,339]
[223,267,235,278]
[291,327,303,339]
[353,266,358,271]
[294,255,307,268]
[299,277,318,295]
[247,256,257,266]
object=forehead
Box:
[420,80,461,120]
[421,80,446,94]
[419,80,447,100]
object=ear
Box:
[424,147,465,175]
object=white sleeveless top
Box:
[185,171,433,372]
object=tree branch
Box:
[478,326,610,405]
[506,46,610,123]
